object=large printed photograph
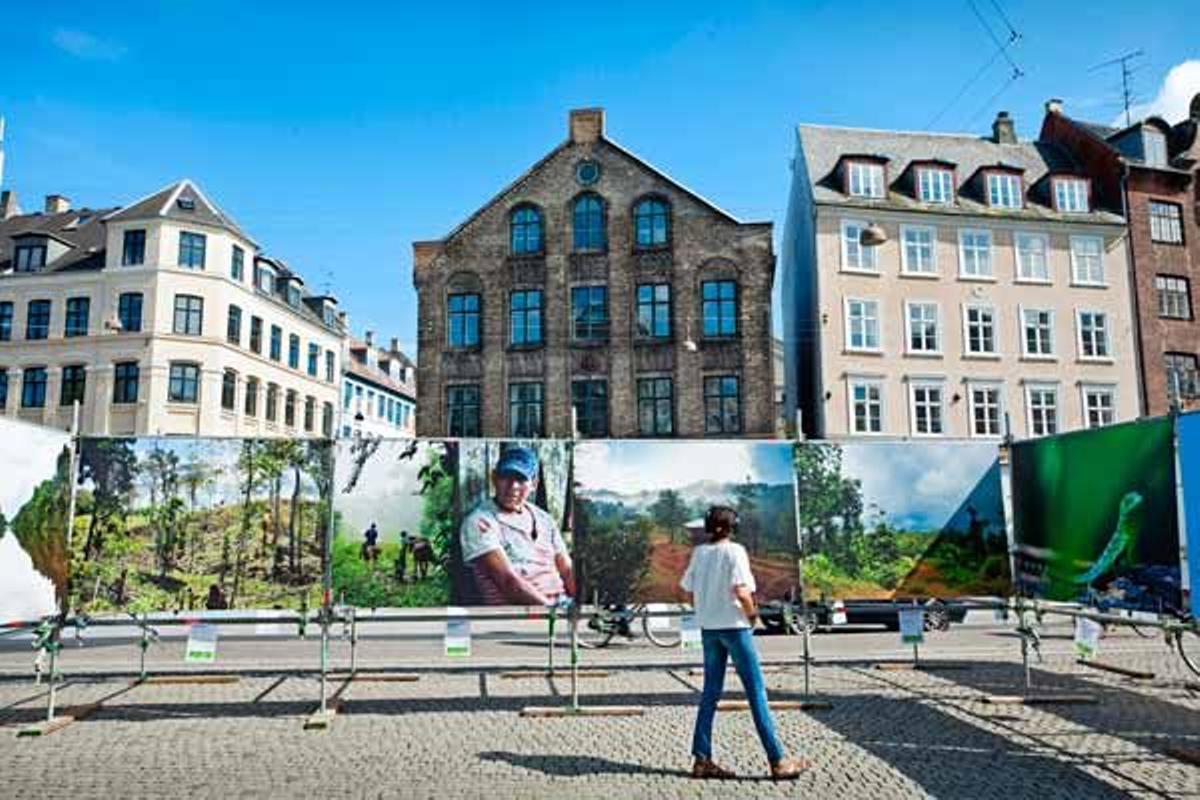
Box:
[1181,412,1200,620]
[574,441,798,604]
[70,438,332,615]
[1011,417,1181,614]
[797,441,1008,601]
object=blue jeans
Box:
[691,627,785,764]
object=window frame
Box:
[1079,383,1117,429]
[1069,235,1106,286]
[113,361,140,404]
[916,166,954,204]
[1075,309,1112,361]
[1014,231,1051,283]
[26,299,51,340]
[908,379,946,437]
[962,303,999,357]
[167,362,200,404]
[1024,382,1060,437]
[221,369,238,411]
[244,377,259,417]
[904,300,942,356]
[571,284,610,343]
[1143,129,1169,168]
[636,376,675,437]
[700,279,738,339]
[14,243,47,272]
[844,297,882,353]
[59,365,86,407]
[177,231,207,270]
[572,193,607,253]
[703,375,742,435]
[1020,306,1056,359]
[847,377,885,435]
[957,228,994,279]
[509,205,544,256]
[508,288,544,348]
[507,381,545,437]
[840,218,879,273]
[845,160,885,198]
[632,197,670,249]
[635,283,672,340]
[0,301,11,341]
[172,294,204,336]
[21,367,48,408]
[966,380,1004,439]
[269,325,282,361]
[899,225,937,276]
[227,305,242,345]
[571,379,609,438]
[1149,200,1185,244]
[1156,275,1192,320]
[117,292,143,333]
[446,384,481,437]
[231,244,245,281]
[121,229,146,266]
[64,297,90,338]
[447,292,482,349]
[1052,177,1090,213]
[1165,352,1200,401]
[985,171,1023,209]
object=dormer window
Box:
[846,161,885,198]
[1144,129,1168,168]
[255,264,275,294]
[1053,178,1089,213]
[917,167,954,204]
[286,283,301,308]
[14,242,47,272]
[986,172,1022,209]
[177,196,196,211]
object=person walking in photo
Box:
[680,505,808,780]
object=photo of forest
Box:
[797,441,1008,601]
[574,441,798,604]
[332,438,457,608]
[70,438,332,615]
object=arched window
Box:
[572,194,606,252]
[510,205,543,255]
[633,197,669,248]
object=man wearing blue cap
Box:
[459,446,575,605]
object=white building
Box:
[0,180,346,436]
[340,333,416,438]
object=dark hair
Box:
[704,505,738,542]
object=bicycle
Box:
[576,603,685,649]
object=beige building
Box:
[782,114,1140,439]
[340,332,416,438]
[0,180,345,436]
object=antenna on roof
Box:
[1089,50,1144,127]
[0,115,6,190]
[320,269,334,297]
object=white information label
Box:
[1074,617,1102,661]
[680,614,701,650]
[831,602,848,626]
[645,603,670,632]
[185,623,218,664]
[445,607,471,657]
[898,609,924,646]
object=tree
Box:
[79,440,138,562]
[733,477,759,554]
[650,489,688,544]
[141,443,183,575]
[794,444,863,572]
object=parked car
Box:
[758,598,967,634]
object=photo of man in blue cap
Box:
[459,445,575,605]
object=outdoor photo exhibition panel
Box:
[0,416,72,624]
[1176,411,1200,619]
[1010,416,1181,615]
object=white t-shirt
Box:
[460,499,570,604]
[680,540,756,630]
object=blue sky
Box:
[2,1,1196,352]
[576,441,794,494]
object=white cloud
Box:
[576,441,761,494]
[1121,60,1200,125]
[51,28,126,61]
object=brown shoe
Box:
[691,759,737,779]
[770,756,811,780]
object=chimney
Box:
[364,330,374,348]
[390,337,400,354]
[569,108,605,144]
[991,111,1017,144]
[1190,93,1200,122]
[44,194,70,214]
[0,190,17,220]
[1045,98,1064,115]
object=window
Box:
[1015,232,1049,282]
[633,198,669,248]
[968,384,1003,438]
[26,300,50,340]
[231,245,244,281]
[343,382,353,410]
[845,298,881,351]
[847,161,884,198]
[221,370,237,410]
[244,377,259,417]
[250,317,263,354]
[906,302,940,354]
[918,168,954,204]
[447,385,481,437]
[572,380,608,438]
[0,302,11,341]
[510,206,542,255]
[1165,353,1199,401]
[304,396,315,432]
[509,289,543,346]
[1082,386,1116,428]
[704,376,742,434]
[958,229,992,277]
[118,293,142,333]
[1054,178,1089,213]
[1149,201,1184,244]
[964,305,997,356]
[508,382,544,437]
[636,283,671,338]
[178,232,206,269]
[0,369,6,408]
[288,334,300,369]
[21,367,47,408]
[1077,311,1110,359]
[60,365,86,406]
[173,295,203,336]
[1070,236,1105,285]
[285,390,297,427]
[256,265,275,294]
[227,306,242,345]
[1144,130,1168,168]
[307,343,319,377]
[986,173,1022,208]
[573,194,606,251]
[637,377,674,436]
[840,219,877,271]
[265,384,280,421]
[168,362,199,403]
[701,280,738,337]
[849,379,883,434]
[322,402,334,437]
[1157,276,1192,320]
[1022,309,1054,357]
[901,226,936,274]
[14,243,47,271]
[122,229,146,266]
[571,285,610,342]
[113,362,139,404]
[1026,385,1059,436]
[325,350,335,383]
[286,284,301,308]
[269,325,282,361]
[64,297,89,337]
[378,393,386,418]
[447,293,480,348]
[909,382,944,436]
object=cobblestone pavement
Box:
[1,630,1198,799]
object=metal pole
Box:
[48,401,83,722]
[800,600,811,698]
[139,616,149,682]
[912,599,920,668]
[319,435,336,713]
[569,604,580,712]
[349,607,358,677]
[45,632,59,721]
[319,608,329,714]
[547,604,557,677]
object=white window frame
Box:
[1024,382,1060,438]
[1079,383,1117,429]
[908,379,946,437]
[1014,231,1050,283]
[847,161,885,198]
[1075,309,1112,361]
[844,297,882,353]
[1069,235,1105,286]
[962,303,999,357]
[900,225,937,275]
[1143,130,1168,168]
[840,218,878,273]
[986,172,1023,209]
[918,168,954,204]
[1053,178,1089,213]
[846,376,885,435]
[1020,306,1056,359]
[958,228,994,279]
[1156,275,1191,320]
[966,380,1004,439]
[1149,201,1184,244]
[904,300,941,355]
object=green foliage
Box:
[575,500,651,604]
[11,448,72,603]
[649,489,688,545]
[330,535,448,607]
[419,447,455,561]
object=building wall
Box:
[339,374,416,438]
[781,136,821,438]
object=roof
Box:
[345,340,416,399]
[796,123,1125,225]
[0,207,117,273]
[104,179,257,246]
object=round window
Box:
[575,160,601,186]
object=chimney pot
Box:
[0,190,17,220]
[1045,98,1064,115]
[365,330,374,347]
[992,111,1017,144]
[44,194,70,214]
[569,108,605,144]
[390,337,400,353]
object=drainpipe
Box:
[1118,160,1149,417]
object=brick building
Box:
[412,108,775,438]
[1041,95,1200,415]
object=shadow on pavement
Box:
[479,751,689,779]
